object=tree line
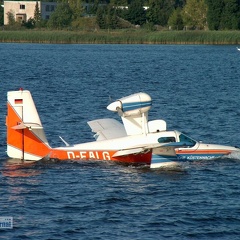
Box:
[1,0,240,31]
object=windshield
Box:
[179,133,197,146]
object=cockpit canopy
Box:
[158,132,197,147]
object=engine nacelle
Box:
[107,92,152,116]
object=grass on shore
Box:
[0,29,240,44]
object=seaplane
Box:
[5,89,240,168]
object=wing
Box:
[112,142,175,157]
[112,141,195,168]
[113,141,195,157]
[87,118,127,141]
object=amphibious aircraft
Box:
[6,89,239,168]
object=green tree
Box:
[47,3,72,29]
[96,7,106,28]
[182,0,207,29]
[33,1,43,28]
[110,0,128,6]
[126,0,146,25]
[220,0,240,30]
[23,17,35,29]
[168,7,184,30]
[174,0,186,8]
[68,0,84,19]
[205,0,224,30]
[0,1,3,26]
[7,11,15,25]
[147,0,175,26]
[88,0,100,14]
[34,1,41,23]
[107,6,119,29]
[96,5,120,29]
[146,0,160,25]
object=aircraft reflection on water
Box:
[5,89,240,169]
[2,158,41,177]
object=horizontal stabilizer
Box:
[12,122,44,130]
[12,122,27,129]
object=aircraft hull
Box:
[48,148,152,165]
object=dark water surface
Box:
[0,44,240,239]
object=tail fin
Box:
[6,89,51,160]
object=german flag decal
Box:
[14,99,23,104]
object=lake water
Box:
[0,43,240,239]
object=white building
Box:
[4,1,57,25]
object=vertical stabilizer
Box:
[6,89,51,160]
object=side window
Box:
[20,5,25,10]
[158,137,176,143]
